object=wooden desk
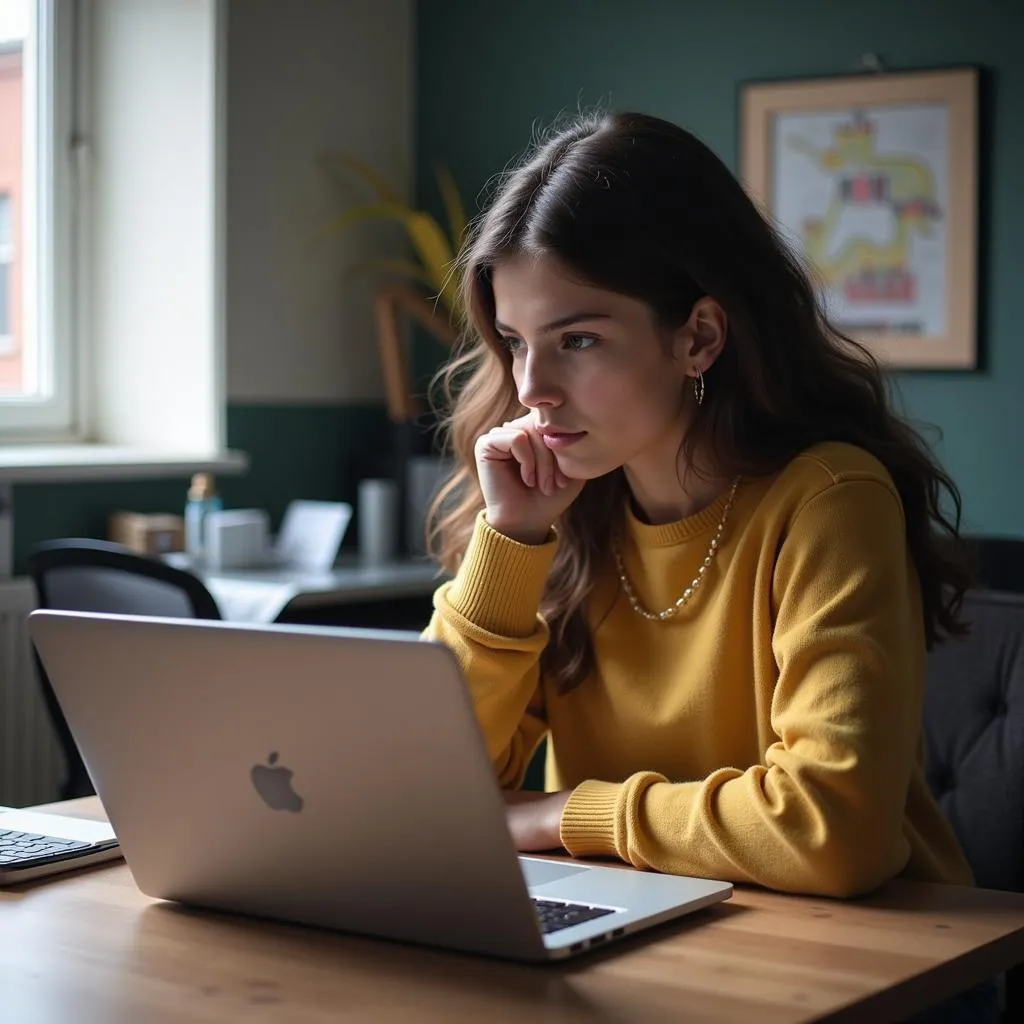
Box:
[5,798,1024,1023]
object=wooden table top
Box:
[3,797,1024,1023]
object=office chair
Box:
[967,538,1024,595]
[27,538,221,799]
[924,588,1024,1020]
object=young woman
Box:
[424,110,973,902]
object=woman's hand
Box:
[503,789,573,851]
[475,414,585,545]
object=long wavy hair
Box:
[428,110,968,694]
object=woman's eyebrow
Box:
[494,312,613,334]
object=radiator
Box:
[0,578,65,807]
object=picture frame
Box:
[740,67,978,369]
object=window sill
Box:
[0,445,249,578]
[0,444,249,484]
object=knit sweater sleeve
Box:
[559,478,924,897]
[422,512,555,788]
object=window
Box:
[0,0,230,460]
[0,0,75,435]
[0,192,11,354]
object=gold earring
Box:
[693,368,705,407]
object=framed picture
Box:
[741,67,978,369]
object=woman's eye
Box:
[564,334,597,351]
[500,336,524,353]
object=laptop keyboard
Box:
[0,828,117,868]
[531,897,616,934]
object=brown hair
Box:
[428,110,969,693]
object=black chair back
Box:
[28,539,220,798]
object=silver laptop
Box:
[28,610,732,961]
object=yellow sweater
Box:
[424,442,972,897]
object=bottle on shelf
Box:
[184,472,223,562]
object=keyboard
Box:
[531,896,616,934]
[0,828,119,870]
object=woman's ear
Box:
[674,297,727,372]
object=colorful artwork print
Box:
[771,103,948,337]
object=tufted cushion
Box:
[923,589,1024,893]
[967,538,1024,595]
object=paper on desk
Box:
[275,500,352,571]
[205,578,299,623]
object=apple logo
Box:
[250,752,304,812]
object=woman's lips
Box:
[540,431,587,450]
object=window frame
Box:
[0,0,80,438]
[0,190,12,352]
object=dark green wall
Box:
[416,0,1024,537]
[10,403,392,574]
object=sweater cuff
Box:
[560,779,622,859]
[444,511,558,637]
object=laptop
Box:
[27,610,732,961]
[0,807,120,884]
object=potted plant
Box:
[318,153,466,555]
[317,152,467,423]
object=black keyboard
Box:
[0,828,118,868]
[531,897,616,934]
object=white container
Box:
[406,455,454,557]
[358,478,398,565]
[204,508,270,570]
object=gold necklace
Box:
[613,477,741,622]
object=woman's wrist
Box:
[484,513,554,547]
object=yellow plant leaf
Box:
[320,202,460,318]
[319,201,415,243]
[344,258,435,288]
[318,152,402,204]
[405,212,459,316]
[434,163,468,248]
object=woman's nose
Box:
[516,351,561,408]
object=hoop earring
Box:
[693,368,705,407]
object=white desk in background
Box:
[166,553,444,624]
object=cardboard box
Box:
[109,512,185,556]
